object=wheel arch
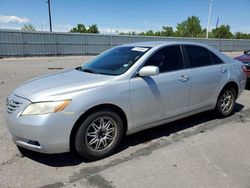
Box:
[214,81,239,117]
[69,103,128,152]
[221,81,239,99]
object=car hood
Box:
[13,69,114,101]
[234,55,250,62]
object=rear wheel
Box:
[216,88,236,117]
[74,110,124,160]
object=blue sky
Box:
[0,0,249,34]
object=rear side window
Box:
[144,45,184,73]
[210,52,224,64]
[185,45,212,68]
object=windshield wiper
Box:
[76,67,100,74]
[75,67,115,75]
[82,68,96,73]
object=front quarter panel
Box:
[68,79,133,133]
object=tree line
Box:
[119,16,250,39]
[21,16,250,39]
[70,24,99,34]
[21,23,100,34]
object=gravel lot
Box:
[0,53,250,188]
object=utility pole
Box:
[206,0,213,38]
[216,17,219,29]
[47,0,53,32]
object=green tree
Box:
[161,26,174,36]
[70,24,87,33]
[197,29,214,38]
[21,24,36,31]
[235,32,250,39]
[70,24,100,34]
[138,32,146,36]
[212,25,233,39]
[145,30,154,36]
[119,31,137,35]
[119,15,250,39]
[130,31,136,35]
[154,31,162,36]
[87,24,99,33]
[175,16,202,37]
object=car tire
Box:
[215,87,236,117]
[74,109,124,160]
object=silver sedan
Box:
[5,41,246,160]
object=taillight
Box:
[242,65,248,73]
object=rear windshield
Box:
[80,46,151,75]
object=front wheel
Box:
[215,88,236,117]
[74,110,124,160]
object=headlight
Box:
[21,100,71,116]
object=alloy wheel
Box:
[220,90,234,114]
[85,116,117,151]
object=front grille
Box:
[6,99,22,114]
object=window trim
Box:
[209,51,225,65]
[182,44,216,69]
[132,44,185,78]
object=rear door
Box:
[183,45,229,111]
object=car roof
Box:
[120,40,234,65]
[121,41,209,48]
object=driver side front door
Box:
[129,45,190,129]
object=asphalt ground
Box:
[0,52,250,188]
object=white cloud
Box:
[0,15,29,24]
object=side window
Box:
[185,45,212,68]
[144,46,184,73]
[210,52,224,64]
[144,51,165,69]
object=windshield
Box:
[80,46,150,75]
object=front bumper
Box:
[5,94,79,154]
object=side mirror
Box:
[139,66,159,77]
[244,50,247,55]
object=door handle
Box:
[179,75,189,82]
[219,67,227,73]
